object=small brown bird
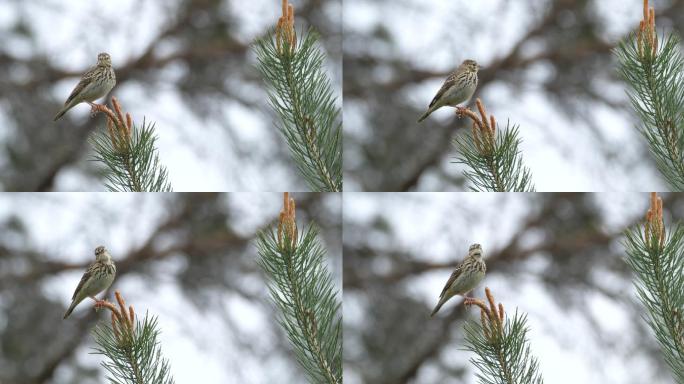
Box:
[418,59,479,123]
[54,53,116,121]
[63,246,116,319]
[431,243,486,317]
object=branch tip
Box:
[636,0,657,59]
[275,0,296,54]
[643,0,649,21]
[465,287,508,341]
[457,98,498,156]
[644,192,665,248]
[278,192,298,250]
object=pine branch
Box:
[615,0,684,190]
[253,1,342,192]
[463,288,544,384]
[255,193,342,384]
[453,99,534,191]
[91,291,175,384]
[90,97,172,192]
[624,193,684,383]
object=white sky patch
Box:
[343,192,670,384]
[0,193,339,383]
[2,0,323,191]
[345,0,667,191]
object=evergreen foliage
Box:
[453,100,534,191]
[89,97,171,192]
[91,292,174,384]
[624,193,684,383]
[255,194,342,383]
[91,119,171,192]
[253,2,342,192]
[463,289,544,384]
[92,315,174,384]
[616,1,684,190]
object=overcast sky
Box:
[343,0,668,191]
[1,0,681,382]
[0,0,341,191]
[343,192,669,384]
[0,192,341,383]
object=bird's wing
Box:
[428,73,458,108]
[438,264,463,298]
[63,66,97,106]
[71,263,95,300]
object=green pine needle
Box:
[616,31,684,190]
[624,224,684,383]
[90,118,172,192]
[453,123,535,192]
[91,313,175,384]
[254,28,343,192]
[256,224,342,384]
[464,310,544,384]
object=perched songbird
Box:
[430,243,486,317]
[54,52,116,121]
[63,246,116,319]
[417,59,479,123]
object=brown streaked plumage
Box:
[63,246,116,319]
[54,53,116,121]
[431,243,486,317]
[418,59,479,123]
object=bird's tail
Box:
[430,298,445,317]
[63,300,77,319]
[418,102,441,122]
[54,108,67,122]
[417,110,431,123]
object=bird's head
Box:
[468,243,483,259]
[462,59,479,73]
[94,245,110,261]
[97,52,112,67]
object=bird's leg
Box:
[87,102,100,118]
[463,291,474,307]
[455,106,468,118]
[89,295,110,312]
[88,295,102,312]
[95,298,110,306]
[463,296,478,307]
[86,101,108,117]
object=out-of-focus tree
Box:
[343,0,684,191]
[0,0,341,191]
[90,98,172,192]
[616,0,684,191]
[453,99,534,191]
[0,192,341,384]
[257,193,342,383]
[463,289,544,384]
[343,193,682,384]
[255,1,343,192]
[624,193,684,383]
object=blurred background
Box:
[0,0,341,191]
[343,0,684,191]
[0,192,342,383]
[343,192,679,384]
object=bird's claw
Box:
[87,102,106,118]
[93,298,111,312]
[463,297,477,307]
